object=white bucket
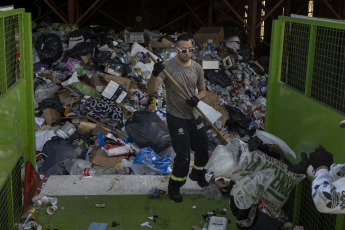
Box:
[56,121,76,139]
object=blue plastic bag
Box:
[133,147,172,175]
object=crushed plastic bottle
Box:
[83,168,117,176]
[201,183,222,201]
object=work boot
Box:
[189,173,209,187]
[168,189,183,203]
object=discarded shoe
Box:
[168,189,183,203]
[189,173,209,187]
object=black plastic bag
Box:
[69,42,96,56]
[238,44,253,62]
[37,98,65,117]
[204,69,233,88]
[125,111,172,153]
[38,135,88,175]
[35,34,63,64]
[225,106,254,137]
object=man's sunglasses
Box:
[176,47,194,54]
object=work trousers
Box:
[167,113,209,190]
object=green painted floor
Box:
[33,194,237,230]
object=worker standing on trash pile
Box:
[147,34,209,203]
[288,120,345,214]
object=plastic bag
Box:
[201,183,222,201]
[95,134,131,157]
[65,159,91,175]
[206,138,304,217]
[205,138,242,178]
[231,168,275,209]
[133,147,172,175]
[34,82,60,103]
[35,34,63,64]
[125,111,171,153]
[35,129,56,152]
[225,105,254,137]
[252,130,296,158]
[156,145,176,161]
[69,42,96,56]
[204,69,233,88]
[70,82,101,97]
[38,136,87,175]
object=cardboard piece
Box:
[43,108,61,125]
[80,53,92,64]
[78,121,97,135]
[90,149,126,169]
[90,75,108,93]
[148,38,175,52]
[194,26,224,44]
[57,87,80,106]
[103,74,131,92]
[91,125,112,136]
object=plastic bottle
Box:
[83,168,117,176]
[201,184,222,201]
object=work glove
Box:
[152,60,165,76]
[288,152,309,174]
[309,145,333,170]
[186,96,199,107]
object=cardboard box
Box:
[90,149,126,169]
[194,27,224,44]
[124,32,145,43]
[103,74,131,92]
[102,80,128,104]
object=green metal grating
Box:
[281,22,310,93]
[0,159,23,230]
[0,14,21,95]
[280,20,345,116]
[267,15,345,229]
[0,8,35,230]
[299,178,337,230]
[312,26,345,114]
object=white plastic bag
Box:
[253,130,296,158]
[231,168,275,209]
[205,138,243,178]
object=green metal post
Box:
[22,13,35,166]
[265,20,284,133]
[305,25,317,97]
[0,17,7,95]
[293,179,303,224]
[335,215,345,230]
[6,175,14,229]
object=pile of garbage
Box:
[32,19,269,176]
[30,19,304,229]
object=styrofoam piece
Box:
[130,42,159,73]
[197,101,222,124]
[40,174,211,196]
[201,59,219,69]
